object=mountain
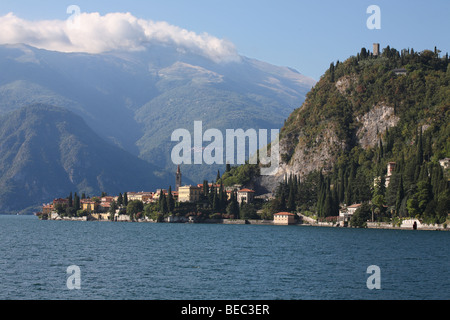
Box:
[224,46,449,223]
[0,104,171,214]
[0,43,316,182]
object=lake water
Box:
[0,215,449,300]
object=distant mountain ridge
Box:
[0,43,316,183]
[0,104,170,214]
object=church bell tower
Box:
[175,165,182,191]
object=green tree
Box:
[416,179,433,214]
[65,206,76,217]
[372,175,386,217]
[435,190,450,219]
[144,203,163,222]
[117,193,123,206]
[395,176,405,216]
[127,200,144,221]
[55,203,66,215]
[167,186,175,213]
[212,191,218,212]
[287,182,296,212]
[350,202,372,228]
[202,180,209,199]
[406,196,420,217]
[239,203,258,220]
[329,62,335,82]
[68,192,73,208]
[109,200,117,220]
[216,170,221,183]
[159,191,168,214]
[123,192,128,206]
[74,192,80,211]
[226,192,239,218]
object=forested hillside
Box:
[225,46,450,225]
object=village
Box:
[37,162,449,231]
[38,165,296,225]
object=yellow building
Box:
[178,185,202,203]
[81,200,98,213]
[274,212,296,225]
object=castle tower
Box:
[387,162,396,177]
[385,162,396,188]
[175,165,182,191]
[373,43,380,56]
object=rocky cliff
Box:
[253,47,450,195]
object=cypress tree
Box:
[322,188,332,217]
[219,183,226,212]
[209,184,216,206]
[216,170,221,183]
[330,62,335,82]
[159,191,167,214]
[417,127,423,166]
[68,192,73,208]
[379,138,384,161]
[331,186,339,216]
[279,183,287,212]
[167,186,175,213]
[287,185,296,212]
[338,167,345,203]
[74,192,80,211]
[123,192,128,206]
[212,191,218,212]
[203,180,209,198]
[396,176,405,216]
[227,192,240,219]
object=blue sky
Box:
[1,0,449,80]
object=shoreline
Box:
[37,214,449,231]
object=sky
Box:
[0,0,449,80]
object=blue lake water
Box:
[0,215,449,300]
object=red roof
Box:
[274,212,296,216]
[238,188,255,193]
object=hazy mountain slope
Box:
[0,104,170,213]
[0,43,315,182]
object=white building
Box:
[339,204,361,219]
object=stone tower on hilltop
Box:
[175,165,182,191]
[373,43,380,56]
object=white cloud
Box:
[0,12,240,63]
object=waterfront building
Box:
[81,199,98,213]
[339,203,362,219]
[178,185,202,203]
[273,212,296,225]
